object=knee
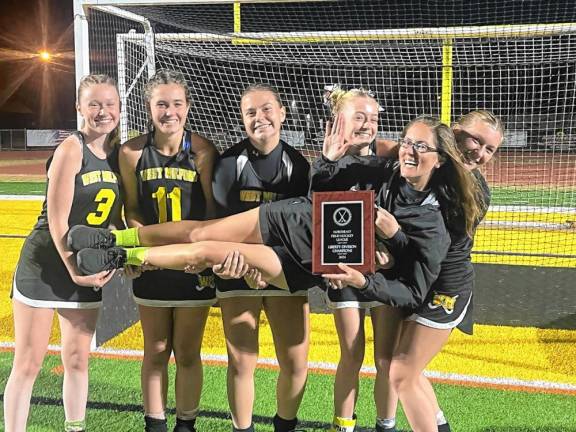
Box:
[339,346,365,371]
[144,340,172,367]
[278,357,308,381]
[374,352,393,376]
[174,349,202,369]
[389,361,418,393]
[62,347,90,374]
[227,352,257,377]
[12,356,43,380]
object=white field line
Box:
[1,341,574,392]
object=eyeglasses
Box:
[398,138,441,154]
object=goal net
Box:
[77,1,576,324]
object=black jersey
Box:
[34,131,121,230]
[309,153,395,194]
[132,131,215,306]
[355,170,450,309]
[213,138,310,217]
[14,132,122,307]
[136,131,206,225]
[212,138,310,296]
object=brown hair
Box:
[77,74,120,147]
[403,115,483,237]
[241,83,283,107]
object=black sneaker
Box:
[67,225,116,251]
[376,425,397,432]
[438,423,451,432]
[77,247,127,275]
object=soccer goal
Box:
[74,0,576,328]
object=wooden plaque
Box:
[312,190,375,274]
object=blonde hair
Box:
[403,116,483,237]
[455,109,505,142]
[327,86,379,116]
[77,74,120,148]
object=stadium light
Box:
[38,50,52,62]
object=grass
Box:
[1,182,576,207]
[1,352,575,432]
[0,181,45,195]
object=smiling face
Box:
[241,89,286,147]
[339,95,379,153]
[453,118,503,170]
[77,83,120,136]
[148,83,190,135]
[399,121,443,190]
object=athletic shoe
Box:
[438,423,451,432]
[67,225,116,251]
[77,247,127,275]
[376,425,397,432]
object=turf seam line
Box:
[1,342,574,394]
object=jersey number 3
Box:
[86,189,116,225]
[152,186,182,223]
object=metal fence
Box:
[0,129,73,151]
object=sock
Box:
[273,413,298,432]
[126,247,149,266]
[112,227,140,247]
[145,415,168,432]
[64,419,86,432]
[376,416,396,431]
[329,415,356,432]
[436,410,448,425]
[232,424,254,432]
[174,417,197,432]
[438,423,452,432]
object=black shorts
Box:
[406,273,474,334]
[325,286,382,309]
[132,268,216,307]
[258,197,322,292]
[12,230,103,308]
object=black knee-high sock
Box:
[273,413,298,432]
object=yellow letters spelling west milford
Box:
[239,190,278,203]
[139,167,198,182]
[81,170,118,186]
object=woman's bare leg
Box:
[390,322,451,432]
[141,241,289,290]
[139,306,174,418]
[172,306,210,420]
[3,300,54,432]
[58,308,99,423]
[371,305,403,421]
[332,307,366,418]
[265,296,310,421]
[220,296,263,429]
[137,208,264,246]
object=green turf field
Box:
[2,181,575,207]
[1,352,575,432]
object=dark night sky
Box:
[0,0,75,129]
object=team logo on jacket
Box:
[196,274,215,290]
[428,292,458,314]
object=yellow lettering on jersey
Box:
[262,191,278,202]
[140,167,164,181]
[164,167,197,182]
[81,171,102,186]
[101,170,118,184]
[239,190,262,202]
[198,274,215,288]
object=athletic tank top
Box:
[136,131,206,224]
[34,131,121,230]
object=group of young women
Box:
[3,69,504,432]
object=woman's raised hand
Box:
[323,113,350,161]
